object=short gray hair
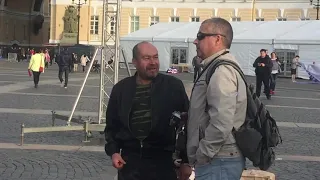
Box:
[132,41,150,60]
[202,18,233,48]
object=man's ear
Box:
[132,58,137,68]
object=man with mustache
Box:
[185,18,247,180]
[105,41,190,180]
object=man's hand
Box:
[258,63,261,66]
[111,153,126,169]
[178,164,192,180]
[261,63,265,67]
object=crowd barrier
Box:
[20,110,105,145]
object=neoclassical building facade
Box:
[50,0,318,45]
[0,0,50,47]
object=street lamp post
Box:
[310,0,320,20]
[72,0,87,44]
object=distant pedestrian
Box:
[253,49,273,99]
[80,54,88,72]
[57,50,72,88]
[28,49,45,88]
[73,53,79,72]
[44,49,50,68]
[291,55,300,82]
[269,52,281,95]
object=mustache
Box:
[146,66,158,69]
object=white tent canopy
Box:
[234,21,311,44]
[275,21,320,44]
[120,21,320,78]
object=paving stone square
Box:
[1,61,320,179]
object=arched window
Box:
[33,0,43,12]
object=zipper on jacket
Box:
[138,83,153,158]
[140,83,153,158]
[127,82,153,159]
[127,105,144,158]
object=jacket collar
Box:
[130,71,162,85]
[202,49,230,67]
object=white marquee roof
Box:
[121,21,320,45]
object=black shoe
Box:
[34,84,38,88]
[267,96,271,100]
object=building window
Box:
[110,16,115,35]
[171,16,180,22]
[131,16,140,32]
[300,18,310,21]
[277,18,287,21]
[256,18,264,21]
[33,0,43,12]
[231,17,241,21]
[90,16,99,35]
[150,16,159,26]
[171,48,187,64]
[191,17,200,22]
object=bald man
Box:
[186,18,247,180]
[104,41,190,180]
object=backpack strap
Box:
[205,59,248,87]
[195,50,230,83]
[205,60,249,134]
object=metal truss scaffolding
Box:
[67,0,123,126]
[98,0,122,124]
[20,0,127,145]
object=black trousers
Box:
[32,71,41,85]
[118,152,177,180]
[256,74,270,97]
[59,66,69,86]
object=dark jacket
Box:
[58,51,72,67]
[253,56,273,75]
[105,73,189,159]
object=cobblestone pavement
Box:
[0,149,116,180]
[1,61,320,179]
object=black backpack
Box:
[205,59,282,171]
